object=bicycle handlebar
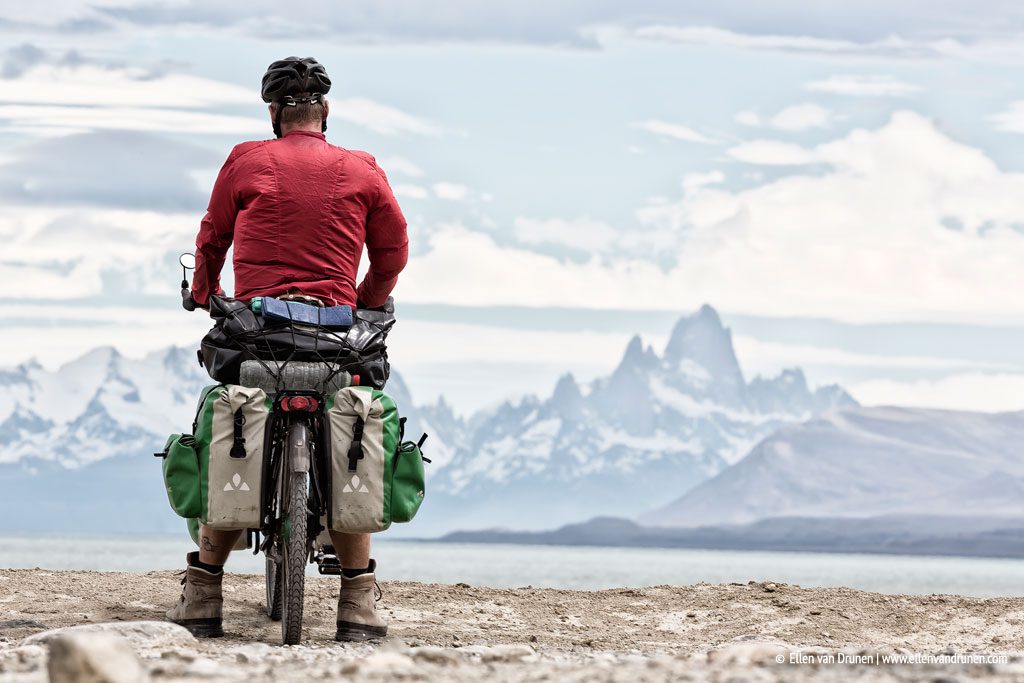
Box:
[181,279,197,311]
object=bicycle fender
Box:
[288,423,311,473]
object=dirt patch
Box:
[1,569,1022,681]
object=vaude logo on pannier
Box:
[342,474,369,494]
[223,473,251,492]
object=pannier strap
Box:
[230,407,247,459]
[347,416,365,472]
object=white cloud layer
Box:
[401,111,1024,325]
[733,104,833,132]
[769,103,833,131]
[631,25,1024,63]
[514,217,619,252]
[393,184,429,200]
[0,206,196,299]
[990,101,1024,134]
[852,374,1024,412]
[726,140,818,165]
[0,63,439,137]
[632,119,716,144]
[378,156,424,177]
[805,74,921,97]
[431,182,469,201]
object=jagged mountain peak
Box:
[549,373,586,421]
[614,335,659,374]
[664,304,729,355]
[552,373,582,404]
[659,305,745,405]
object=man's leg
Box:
[328,531,371,573]
[329,531,387,641]
[199,526,243,567]
[166,525,242,638]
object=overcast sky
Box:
[2,1,1024,413]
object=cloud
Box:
[634,25,886,54]
[431,182,469,201]
[805,74,921,97]
[990,101,1024,134]
[0,205,198,300]
[851,373,1024,412]
[1,63,253,108]
[403,112,1024,325]
[632,119,716,144]
[725,140,817,165]
[0,130,220,209]
[0,61,438,138]
[330,97,441,137]
[733,104,834,132]
[769,103,833,131]
[732,336,1009,374]
[514,217,619,252]
[378,156,424,177]
[393,184,429,200]
[0,104,266,136]
[8,1,1024,63]
[1,42,46,78]
[630,24,1024,62]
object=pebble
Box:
[410,646,461,665]
[479,644,536,662]
[709,640,790,666]
[47,632,146,683]
[341,650,416,676]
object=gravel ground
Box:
[2,569,1024,681]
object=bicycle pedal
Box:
[317,557,342,575]
[315,549,343,575]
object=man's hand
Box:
[182,290,209,311]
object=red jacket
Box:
[192,130,409,308]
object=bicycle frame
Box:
[260,390,331,558]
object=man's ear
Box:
[322,99,329,118]
[268,103,276,122]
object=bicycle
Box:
[178,254,373,645]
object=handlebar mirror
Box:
[179,252,196,270]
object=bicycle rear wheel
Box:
[280,425,310,645]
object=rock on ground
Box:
[1,570,1023,681]
[47,631,147,683]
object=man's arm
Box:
[191,152,240,306]
[356,165,409,308]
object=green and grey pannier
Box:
[159,384,271,530]
[325,386,427,533]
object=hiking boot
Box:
[166,552,224,638]
[335,559,388,641]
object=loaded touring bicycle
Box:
[157,254,428,644]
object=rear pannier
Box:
[325,387,427,533]
[158,384,271,530]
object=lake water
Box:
[2,534,1023,598]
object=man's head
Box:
[261,57,332,138]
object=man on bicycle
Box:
[167,56,408,641]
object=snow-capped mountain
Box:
[0,304,854,534]
[643,406,1024,528]
[415,305,855,533]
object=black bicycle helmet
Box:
[261,57,332,137]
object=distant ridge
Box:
[434,514,1024,560]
